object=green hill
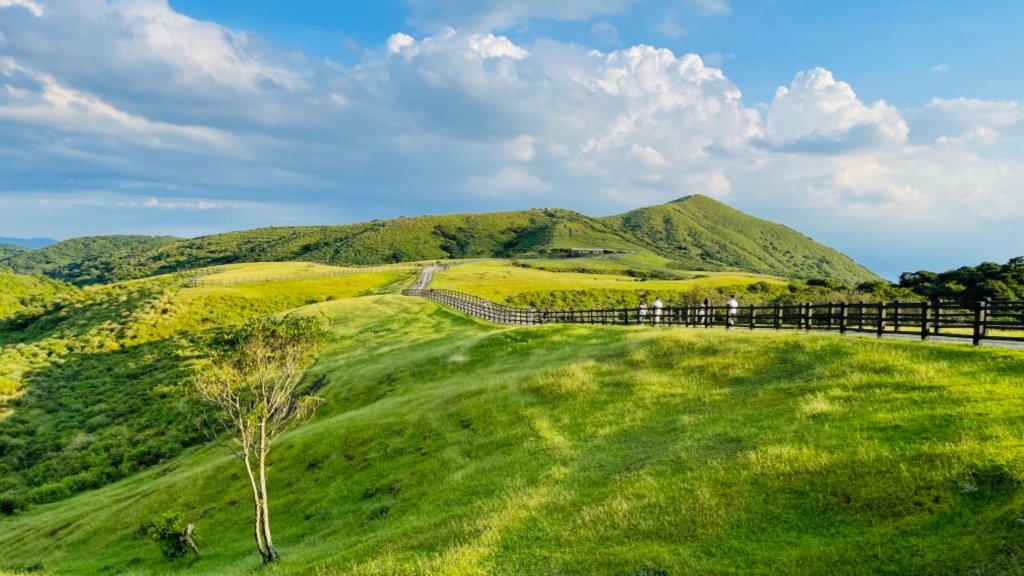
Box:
[1,197,880,286]
[603,195,877,285]
[0,235,180,285]
[0,243,28,261]
[2,295,1024,574]
[0,270,74,318]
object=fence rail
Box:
[402,288,1024,346]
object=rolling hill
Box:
[0,196,880,286]
[603,195,875,285]
[2,294,1024,575]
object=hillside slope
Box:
[0,266,414,512]
[2,296,1024,575]
[604,195,877,285]
[0,243,28,260]
[0,270,73,318]
[2,198,879,286]
[0,235,180,285]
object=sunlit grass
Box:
[3,296,1024,575]
[433,260,784,302]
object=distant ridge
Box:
[0,236,57,249]
[0,197,880,286]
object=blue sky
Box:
[1,0,1023,279]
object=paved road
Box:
[412,265,440,290]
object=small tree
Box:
[194,315,326,563]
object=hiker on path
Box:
[726,295,739,328]
[638,301,649,325]
[653,297,664,325]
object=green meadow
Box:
[432,260,785,302]
[3,287,1024,574]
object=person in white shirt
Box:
[652,297,664,325]
[726,295,739,328]
[638,301,648,325]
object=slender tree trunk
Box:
[259,420,279,562]
[244,451,269,561]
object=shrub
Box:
[138,512,199,559]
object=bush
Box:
[139,512,199,559]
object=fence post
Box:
[774,303,781,330]
[920,301,930,340]
[893,301,901,333]
[749,304,756,330]
[839,302,848,335]
[972,299,988,346]
[804,303,813,331]
[826,303,834,330]
[877,302,887,338]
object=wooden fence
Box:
[403,288,1024,346]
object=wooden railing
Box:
[403,289,1024,346]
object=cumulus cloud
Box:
[765,68,908,151]
[1,0,1023,277]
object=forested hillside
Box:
[0,196,880,286]
[0,236,180,285]
[0,243,27,260]
[898,257,1024,300]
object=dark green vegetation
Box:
[2,295,1024,575]
[0,270,410,515]
[900,256,1024,301]
[0,196,880,286]
[0,243,28,260]
[0,235,180,285]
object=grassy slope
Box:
[3,295,1024,574]
[0,266,412,511]
[0,270,73,318]
[604,195,879,285]
[432,260,785,302]
[8,198,879,287]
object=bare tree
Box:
[194,315,326,563]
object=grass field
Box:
[432,260,784,302]
[4,294,1024,575]
[194,262,420,283]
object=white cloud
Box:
[1,2,1023,276]
[931,63,949,73]
[0,0,42,17]
[765,68,908,150]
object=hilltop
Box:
[0,196,880,286]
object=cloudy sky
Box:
[1,0,1022,278]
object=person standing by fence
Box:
[726,295,739,328]
[638,301,649,325]
[699,297,711,327]
[653,297,664,325]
